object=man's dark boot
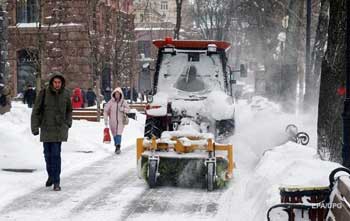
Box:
[115,145,121,154]
[45,177,53,187]
[53,183,61,191]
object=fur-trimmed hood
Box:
[111,87,124,101]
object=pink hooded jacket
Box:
[103,87,130,136]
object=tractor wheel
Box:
[207,163,215,191]
[148,160,158,188]
[144,117,162,139]
[216,118,235,138]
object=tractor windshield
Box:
[157,50,226,96]
[174,65,206,92]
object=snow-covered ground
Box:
[0,99,343,220]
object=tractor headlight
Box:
[207,44,217,53]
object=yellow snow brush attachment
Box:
[136,136,234,191]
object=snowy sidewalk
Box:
[0,145,144,220]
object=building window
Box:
[161,1,168,10]
[17,49,38,93]
[16,0,39,23]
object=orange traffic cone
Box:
[103,128,111,144]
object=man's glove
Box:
[32,129,39,136]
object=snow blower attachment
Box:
[136,134,234,191]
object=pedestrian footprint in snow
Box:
[31,73,73,191]
[103,87,130,154]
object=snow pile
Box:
[146,92,168,116]
[171,99,204,117]
[216,97,331,221]
[162,129,214,141]
[204,91,235,120]
[0,103,42,169]
[150,90,235,121]
[241,142,341,220]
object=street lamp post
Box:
[343,0,350,168]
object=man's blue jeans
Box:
[43,142,61,184]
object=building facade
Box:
[0,3,8,84]
[133,0,177,25]
[6,0,134,95]
[132,0,195,94]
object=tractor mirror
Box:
[240,64,247,78]
[146,94,153,103]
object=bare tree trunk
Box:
[304,0,330,111]
[281,0,304,113]
[174,0,183,40]
[317,0,346,162]
[36,0,43,94]
[88,0,101,120]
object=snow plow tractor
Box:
[137,38,244,191]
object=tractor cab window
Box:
[157,51,226,95]
[16,0,39,23]
[175,65,206,92]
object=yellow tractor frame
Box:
[137,136,234,178]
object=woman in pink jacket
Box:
[103,87,130,154]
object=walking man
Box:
[31,73,72,191]
[23,84,36,108]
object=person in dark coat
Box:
[23,85,36,108]
[132,87,138,102]
[103,87,112,103]
[86,88,96,107]
[122,87,130,100]
[31,73,72,191]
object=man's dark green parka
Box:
[31,74,72,142]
